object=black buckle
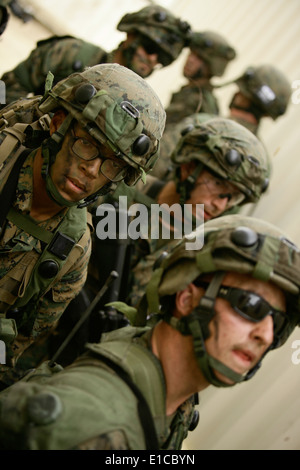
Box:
[47,232,76,260]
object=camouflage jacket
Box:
[165,82,219,126]
[0,36,108,105]
[0,147,91,383]
[0,326,197,450]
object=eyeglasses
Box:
[70,128,128,182]
[195,172,245,209]
[139,37,173,66]
[194,279,288,339]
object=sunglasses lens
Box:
[140,38,172,66]
[229,290,288,337]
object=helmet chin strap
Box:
[175,162,204,206]
[166,271,258,387]
[192,271,264,386]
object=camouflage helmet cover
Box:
[117,5,191,63]
[39,63,166,185]
[189,31,236,76]
[236,65,291,119]
[148,214,300,347]
[171,117,270,203]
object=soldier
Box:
[152,64,290,179]
[0,214,299,450]
[123,117,269,306]
[164,31,236,126]
[0,4,191,105]
[227,64,292,135]
[0,63,165,389]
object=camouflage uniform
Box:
[0,214,299,450]
[165,31,236,126]
[165,82,219,126]
[228,64,292,136]
[0,144,91,387]
[119,117,270,306]
[1,36,107,105]
[0,327,196,450]
[1,5,190,106]
[0,63,166,387]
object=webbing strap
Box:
[6,207,53,244]
[92,353,159,450]
[0,149,30,232]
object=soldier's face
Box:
[131,45,160,78]
[183,51,209,79]
[184,168,244,220]
[193,272,286,385]
[49,112,126,203]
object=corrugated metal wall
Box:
[1,0,299,450]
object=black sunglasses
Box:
[194,279,288,339]
[139,37,173,66]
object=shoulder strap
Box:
[90,352,159,450]
[0,148,30,232]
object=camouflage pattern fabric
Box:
[117,4,191,65]
[151,112,271,179]
[0,149,91,387]
[229,113,260,135]
[0,327,196,450]
[165,83,219,126]
[235,65,291,120]
[0,36,107,105]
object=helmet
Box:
[188,31,236,76]
[39,63,166,206]
[117,5,191,66]
[0,2,9,36]
[143,214,300,386]
[171,117,270,205]
[235,65,291,119]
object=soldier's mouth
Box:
[66,176,87,193]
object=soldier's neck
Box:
[151,321,209,416]
[30,148,65,221]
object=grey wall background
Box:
[1,0,299,450]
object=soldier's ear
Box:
[180,161,197,181]
[174,283,201,318]
[49,109,68,135]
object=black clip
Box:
[47,232,76,260]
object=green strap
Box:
[6,207,52,244]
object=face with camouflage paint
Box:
[119,33,162,78]
[49,111,128,203]
[183,51,210,80]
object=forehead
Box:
[73,122,117,156]
[198,168,239,192]
[222,271,286,310]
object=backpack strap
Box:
[90,352,159,450]
[0,148,30,232]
